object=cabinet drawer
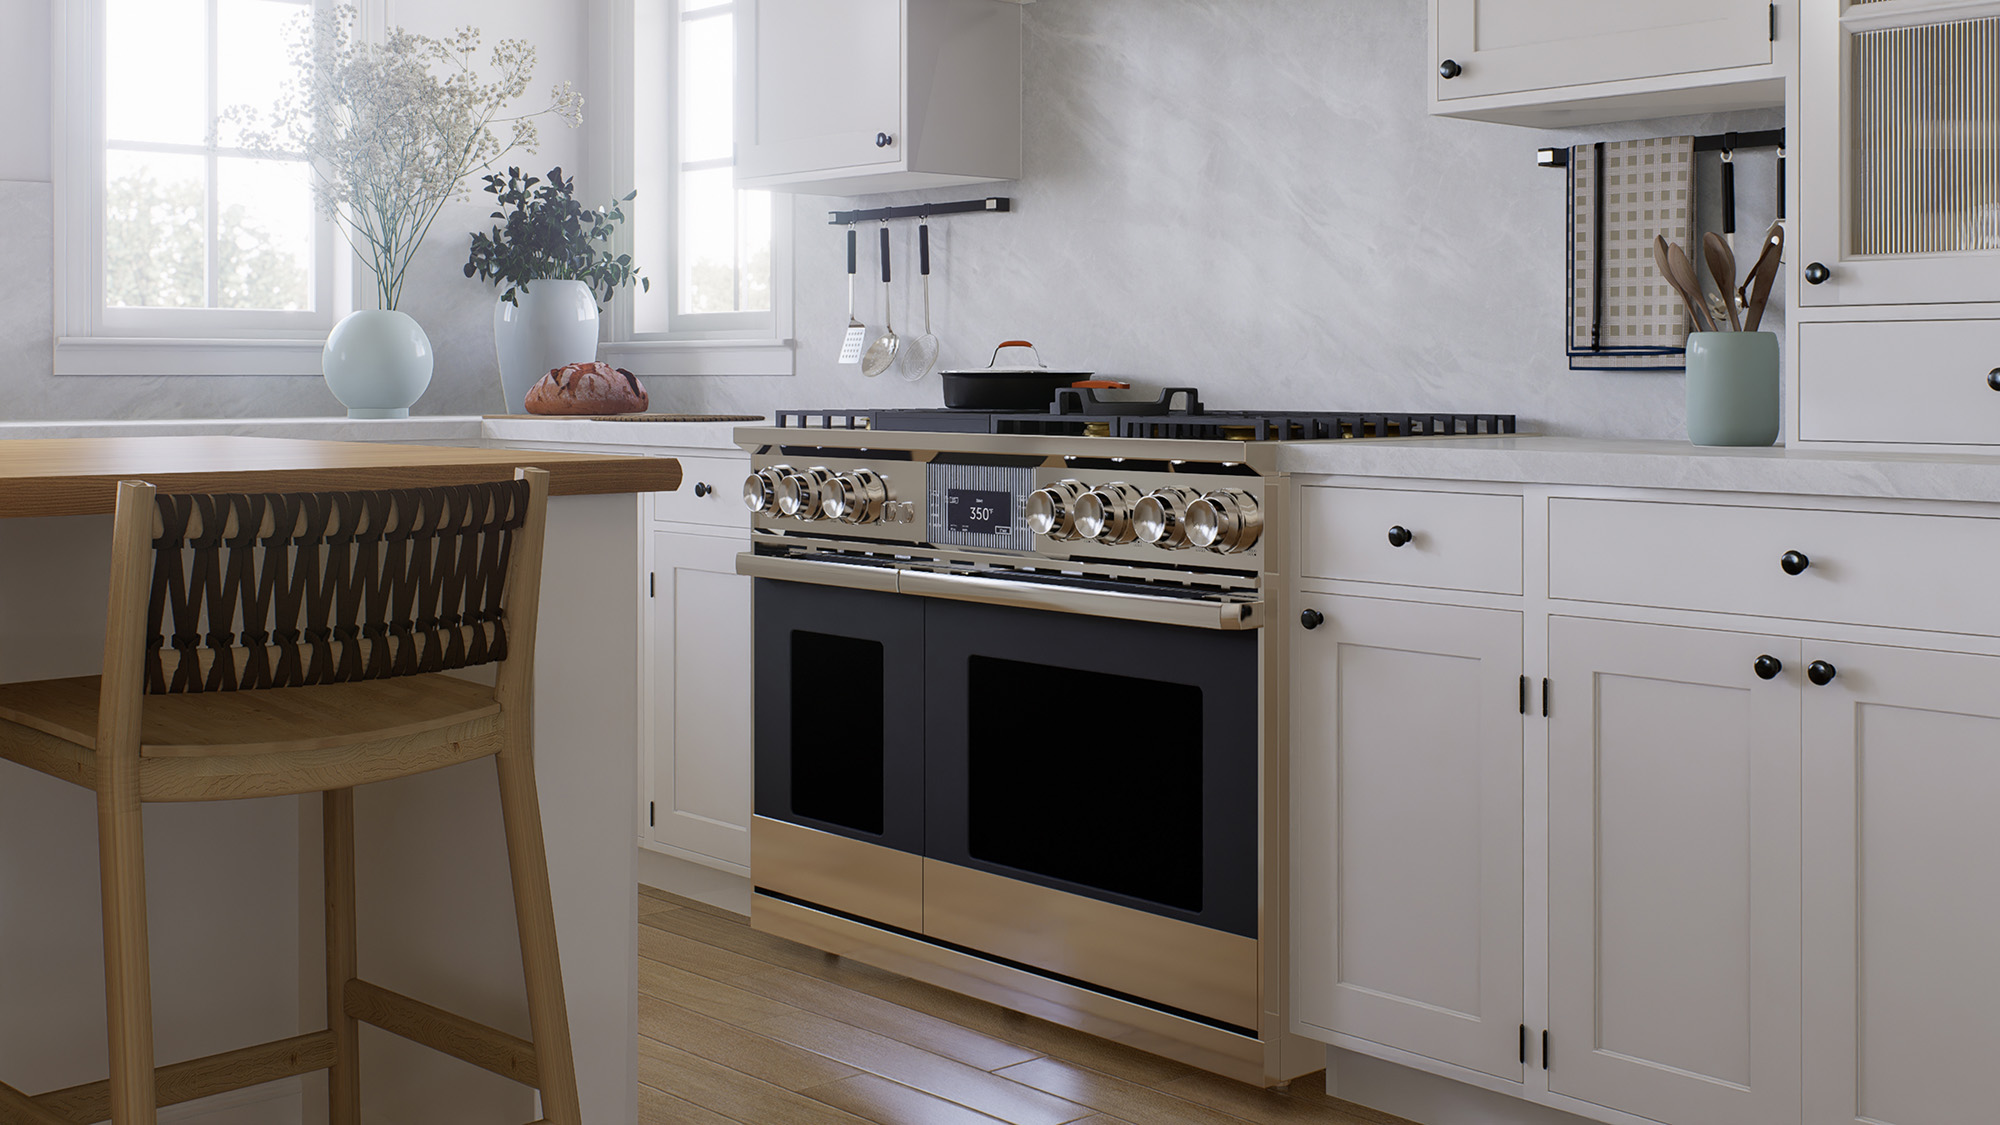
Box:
[1549,498,2000,636]
[1300,487,1523,594]
[652,455,749,529]
[1799,319,2000,445]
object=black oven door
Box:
[922,598,1259,940]
[752,579,926,929]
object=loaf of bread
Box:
[524,361,651,415]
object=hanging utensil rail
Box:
[828,197,1012,225]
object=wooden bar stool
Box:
[0,469,579,1125]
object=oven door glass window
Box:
[789,631,885,835]
[965,656,1203,912]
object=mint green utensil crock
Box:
[1685,331,1780,447]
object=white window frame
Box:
[53,0,347,377]
[590,0,795,378]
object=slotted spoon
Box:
[862,226,900,377]
[900,222,940,381]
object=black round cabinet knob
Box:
[1805,262,1831,285]
[1387,525,1414,548]
[1439,59,1462,79]
[1300,608,1325,631]
[1988,368,2000,392]
[1781,550,1811,576]
[876,132,894,148]
[1808,660,1838,686]
[1754,654,1784,681]
[693,482,712,498]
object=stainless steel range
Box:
[734,399,1515,1085]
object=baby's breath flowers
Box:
[230,5,583,310]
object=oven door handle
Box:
[897,569,1264,631]
[736,551,900,592]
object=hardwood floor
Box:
[636,886,1417,1125]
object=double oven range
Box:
[734,402,1515,1083]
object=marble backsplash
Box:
[0,0,1785,436]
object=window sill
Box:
[55,337,327,377]
[600,339,796,378]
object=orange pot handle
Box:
[1071,380,1130,389]
[997,340,1035,350]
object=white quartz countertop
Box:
[1279,436,2000,505]
[0,414,766,454]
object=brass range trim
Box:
[750,817,923,933]
[922,859,1261,1030]
[751,891,1276,1086]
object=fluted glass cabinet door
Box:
[1801,2,2000,305]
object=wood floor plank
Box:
[994,1057,1259,1125]
[737,968,1043,1072]
[753,1010,1095,1125]
[1159,1070,1394,1125]
[649,904,868,977]
[641,993,859,1092]
[639,1080,741,1125]
[641,918,784,982]
[641,954,800,1027]
[658,891,754,925]
[639,884,678,905]
[639,1034,876,1125]
[641,896,681,920]
[802,1073,1015,1125]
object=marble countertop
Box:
[1279,436,2000,505]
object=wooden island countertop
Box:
[0,435,683,518]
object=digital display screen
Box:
[946,489,1012,536]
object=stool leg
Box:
[97,772,157,1124]
[324,788,360,1125]
[493,736,581,1125]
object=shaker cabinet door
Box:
[646,530,756,869]
[1546,616,1801,1125]
[736,0,903,181]
[1290,594,1525,1082]
[1433,0,1771,102]
[1802,642,2000,1125]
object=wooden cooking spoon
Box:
[1702,231,1743,331]
[1655,235,1717,334]
[1738,222,1785,332]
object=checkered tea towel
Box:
[1570,136,1694,370]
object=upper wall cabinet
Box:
[735,0,1024,195]
[1431,0,1784,127]
[1798,1,2000,307]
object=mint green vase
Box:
[1685,332,1780,447]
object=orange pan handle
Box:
[1071,380,1130,389]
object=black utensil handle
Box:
[879,227,891,283]
[919,224,931,276]
[1721,152,1737,236]
[847,230,856,275]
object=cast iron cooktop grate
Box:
[773,407,1517,441]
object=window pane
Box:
[105,150,207,308]
[680,12,733,164]
[681,166,737,313]
[218,0,309,149]
[106,0,207,146]
[217,158,312,310]
[738,189,771,312]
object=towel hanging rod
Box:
[1535,129,1786,169]
[828,197,1012,224]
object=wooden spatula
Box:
[1738,222,1785,332]
[1655,236,1717,334]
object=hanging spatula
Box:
[839,229,867,364]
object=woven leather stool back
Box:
[146,480,534,694]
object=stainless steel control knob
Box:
[1072,482,1144,545]
[741,465,793,514]
[1025,480,1089,541]
[820,469,889,524]
[1134,487,1200,550]
[1186,490,1264,553]
[775,467,833,520]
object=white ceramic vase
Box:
[321,309,434,419]
[494,279,601,413]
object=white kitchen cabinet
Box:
[1798,1,2000,308]
[735,0,1022,194]
[1801,641,2000,1125]
[1291,594,1525,1082]
[1546,615,1802,1125]
[1430,0,1782,127]
[643,528,755,870]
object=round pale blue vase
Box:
[1685,331,1780,447]
[322,310,434,419]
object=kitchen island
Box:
[0,436,678,1125]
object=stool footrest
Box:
[3,1031,337,1125]
[343,978,540,1088]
